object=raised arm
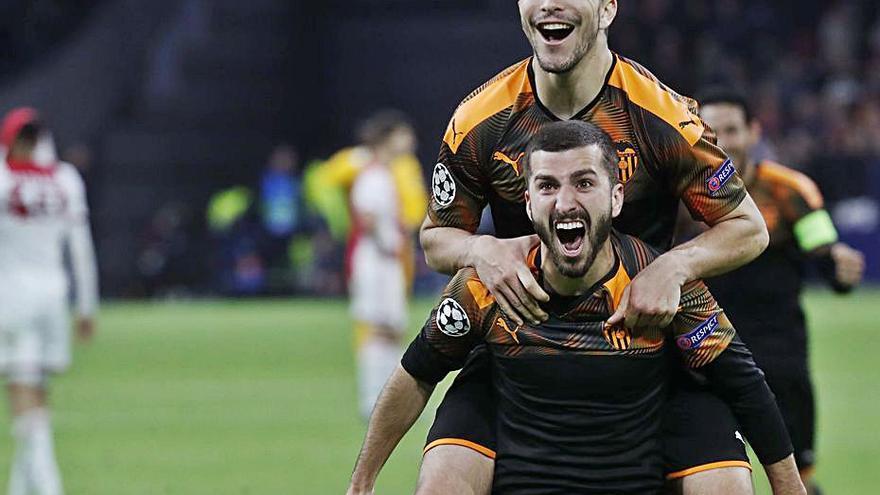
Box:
[348,366,435,494]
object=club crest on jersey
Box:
[436,298,470,337]
[432,163,456,208]
[614,141,639,183]
[677,314,720,350]
[603,322,632,351]
[706,159,736,196]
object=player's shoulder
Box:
[757,160,823,209]
[608,54,704,146]
[611,230,662,276]
[54,161,85,189]
[439,266,497,319]
[442,58,532,154]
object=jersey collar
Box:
[532,239,623,318]
[527,52,618,122]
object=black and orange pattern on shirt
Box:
[428,54,746,250]
[402,231,736,493]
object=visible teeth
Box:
[555,221,584,230]
[540,23,572,31]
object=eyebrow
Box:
[569,169,599,180]
[532,173,559,182]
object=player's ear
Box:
[610,182,624,218]
[599,0,618,30]
[525,190,533,221]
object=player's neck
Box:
[532,45,613,120]
[542,240,615,296]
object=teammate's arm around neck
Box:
[607,195,767,330]
[668,195,769,280]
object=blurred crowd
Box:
[616,0,880,205]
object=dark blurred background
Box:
[1,0,877,297]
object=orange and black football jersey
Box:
[428,54,746,250]
[707,161,834,362]
[402,231,736,493]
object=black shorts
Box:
[761,361,816,470]
[660,378,750,479]
[424,347,498,458]
[424,350,750,477]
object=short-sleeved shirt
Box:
[706,160,836,362]
[428,54,746,250]
[402,231,736,493]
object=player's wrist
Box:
[653,250,693,286]
[465,234,494,269]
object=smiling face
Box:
[518,0,615,73]
[526,145,623,278]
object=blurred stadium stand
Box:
[0,0,876,297]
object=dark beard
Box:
[534,209,612,278]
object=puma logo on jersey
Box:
[496,317,520,344]
[451,119,464,145]
[678,118,698,129]
[493,151,525,176]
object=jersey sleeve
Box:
[401,267,491,384]
[659,120,747,225]
[426,120,489,233]
[59,162,89,223]
[669,280,736,368]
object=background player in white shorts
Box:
[0,107,98,495]
[348,111,416,419]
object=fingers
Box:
[518,267,550,303]
[493,285,524,326]
[498,279,546,325]
[606,286,629,326]
[614,284,678,330]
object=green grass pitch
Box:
[0,289,877,494]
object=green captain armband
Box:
[793,209,838,252]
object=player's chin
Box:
[534,51,578,74]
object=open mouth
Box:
[554,219,586,257]
[536,21,575,44]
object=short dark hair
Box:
[356,109,413,148]
[696,86,753,123]
[523,120,619,183]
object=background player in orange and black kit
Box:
[688,88,866,495]
[418,1,770,492]
[348,122,802,494]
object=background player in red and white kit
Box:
[0,107,98,495]
[348,111,417,419]
[416,1,769,493]
[692,89,865,495]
